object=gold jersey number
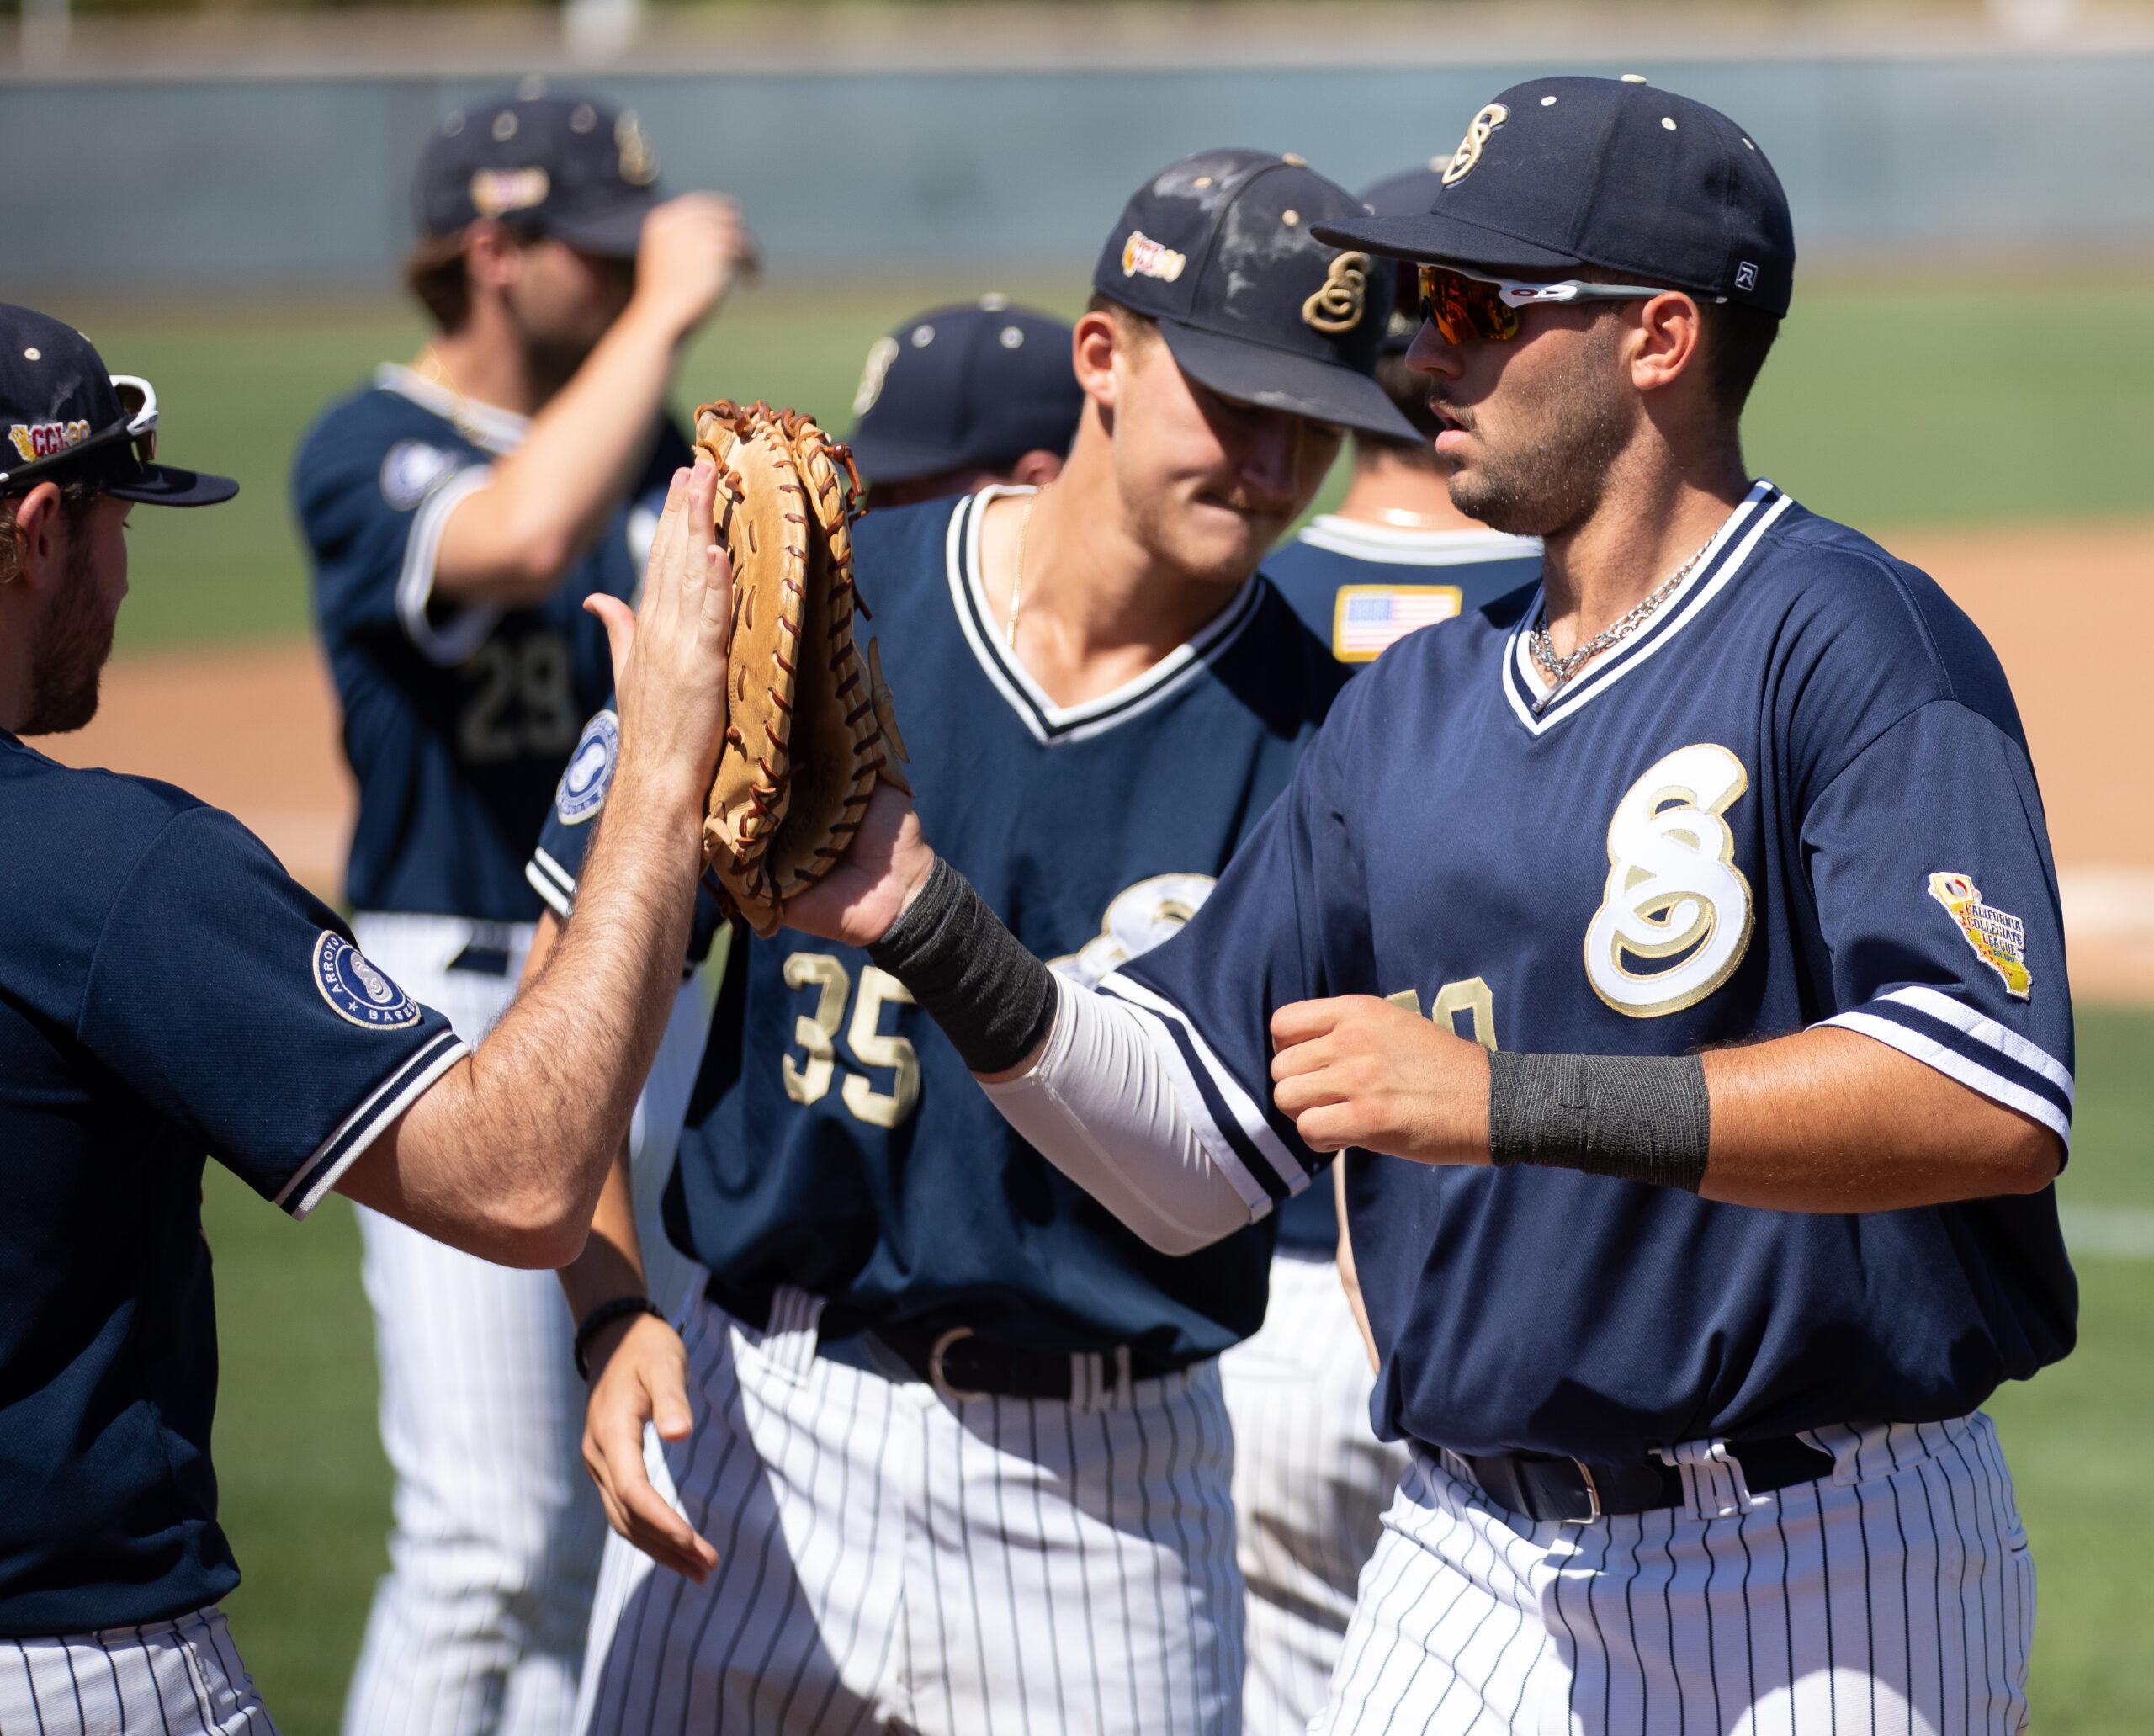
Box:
[780,953,921,1128]
[1388,976,1498,1052]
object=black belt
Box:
[818,1317,1200,1404]
[1443,1435,1834,1525]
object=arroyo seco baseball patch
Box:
[312,932,423,1029]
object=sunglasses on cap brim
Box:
[0,374,158,491]
[1416,265,1672,343]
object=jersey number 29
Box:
[459,633,581,764]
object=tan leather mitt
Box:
[695,400,910,937]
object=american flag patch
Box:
[1331,585,1463,661]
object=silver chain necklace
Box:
[1527,534,1714,714]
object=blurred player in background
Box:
[530,151,1414,1734]
[291,84,751,1736]
[845,295,1084,506]
[1223,160,1543,1735]
[1262,162,1541,666]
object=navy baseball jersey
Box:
[1119,481,2077,1458]
[1261,515,1541,665]
[531,487,1345,1358]
[0,738,462,1635]
[1261,514,1539,1252]
[294,364,690,920]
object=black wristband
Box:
[573,1295,667,1381]
[867,855,1058,1075]
[1487,1051,1711,1192]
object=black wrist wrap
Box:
[867,856,1058,1075]
[1487,1052,1711,1192]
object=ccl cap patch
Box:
[1928,871,2031,1000]
[852,335,900,416]
[470,167,551,217]
[1122,231,1187,282]
[615,110,659,186]
[1301,252,1371,334]
[313,932,423,1029]
[1440,102,1509,186]
[554,709,619,825]
[8,419,90,464]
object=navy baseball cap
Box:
[1313,77,1796,317]
[1358,164,1451,353]
[416,79,662,257]
[1093,150,1417,441]
[0,306,236,507]
[846,298,1085,485]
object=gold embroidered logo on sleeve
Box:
[1927,872,2032,1001]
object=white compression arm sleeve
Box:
[979,975,1258,1255]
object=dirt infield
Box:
[43,518,2154,1001]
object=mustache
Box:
[1426,391,1474,431]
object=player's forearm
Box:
[558,1142,649,1320]
[1697,1026,2062,1212]
[432,303,686,605]
[348,768,704,1265]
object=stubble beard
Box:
[19,533,114,736]
[1440,341,1633,540]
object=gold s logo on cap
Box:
[1121,231,1187,282]
[470,167,550,217]
[1302,251,1371,335]
[8,420,90,464]
[852,336,900,417]
[1441,103,1510,186]
[615,111,659,186]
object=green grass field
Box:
[93,276,2154,1730]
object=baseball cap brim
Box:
[106,462,240,507]
[543,199,652,259]
[1310,210,1583,274]
[845,430,975,486]
[1159,321,1420,443]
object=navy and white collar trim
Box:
[374,364,529,456]
[1501,480,1795,735]
[946,485,1265,747]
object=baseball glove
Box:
[696,399,910,938]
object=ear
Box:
[1628,290,1706,395]
[462,219,527,291]
[1070,310,1125,411]
[1007,449,1064,490]
[6,483,66,598]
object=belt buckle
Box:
[927,1325,989,1404]
[1560,1458,1605,1526]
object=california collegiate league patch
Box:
[1927,871,2032,1001]
[313,932,423,1029]
[554,709,618,826]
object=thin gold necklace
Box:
[1005,491,1037,654]
[419,345,491,449]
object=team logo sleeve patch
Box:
[1584,743,1755,1017]
[1331,585,1462,661]
[553,708,618,825]
[1927,871,2033,1000]
[312,932,423,1029]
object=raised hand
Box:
[586,454,732,812]
[783,779,938,948]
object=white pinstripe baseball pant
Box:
[341,915,709,1736]
[575,1286,1246,1735]
[0,1606,278,1735]
[1315,1411,2033,1736]
[1220,1248,1409,1736]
